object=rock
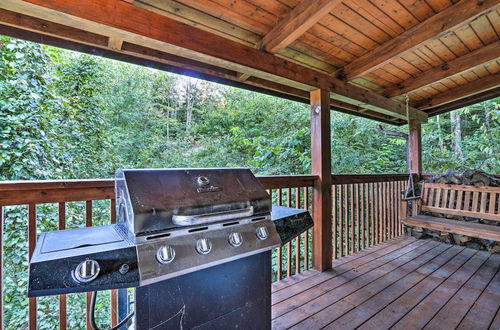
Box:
[412,229,424,239]
[442,169,462,185]
[427,229,441,238]
[465,241,482,250]
[462,169,500,187]
[412,226,423,233]
[487,243,500,254]
[452,234,469,245]
[439,233,453,244]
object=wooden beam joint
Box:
[261,0,342,53]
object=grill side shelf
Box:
[271,205,313,245]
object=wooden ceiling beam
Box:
[260,0,342,54]
[5,0,425,122]
[340,0,500,81]
[414,72,500,109]
[0,12,401,125]
[425,87,500,117]
[385,41,500,98]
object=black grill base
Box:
[134,251,271,329]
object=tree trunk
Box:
[185,80,193,130]
[436,115,445,152]
[450,111,464,159]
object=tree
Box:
[450,110,464,159]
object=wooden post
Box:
[311,89,333,271]
[408,120,422,177]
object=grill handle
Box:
[172,207,254,226]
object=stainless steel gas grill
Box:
[28,168,312,329]
[116,168,282,286]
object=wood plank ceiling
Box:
[135,0,500,115]
[0,0,499,125]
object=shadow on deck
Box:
[271,235,500,330]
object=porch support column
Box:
[408,119,422,177]
[311,89,333,271]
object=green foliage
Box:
[422,99,500,173]
[1,35,499,328]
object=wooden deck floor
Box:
[271,236,500,330]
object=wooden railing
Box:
[331,174,409,259]
[258,176,316,281]
[0,175,315,329]
[0,173,411,329]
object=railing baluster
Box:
[85,201,92,330]
[390,181,394,239]
[377,183,383,243]
[0,205,3,329]
[292,189,300,273]
[286,188,292,278]
[110,199,118,327]
[58,202,67,330]
[369,182,374,247]
[355,184,360,252]
[28,204,37,330]
[303,187,309,270]
[343,184,348,257]
[360,183,365,250]
[332,185,337,259]
[340,184,344,257]
[349,184,354,254]
[276,189,282,280]
[397,181,400,235]
[294,188,301,273]
[384,182,388,241]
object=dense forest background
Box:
[1,37,499,328]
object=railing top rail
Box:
[258,175,317,189]
[331,173,412,184]
[0,179,115,191]
[0,175,318,205]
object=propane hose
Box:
[90,290,134,330]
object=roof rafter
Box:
[0,10,400,124]
[260,0,342,54]
[340,0,500,81]
[414,72,500,109]
[4,0,427,122]
[385,41,500,98]
[426,87,500,116]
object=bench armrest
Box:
[400,198,421,219]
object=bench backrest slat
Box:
[421,183,500,222]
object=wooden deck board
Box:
[272,238,426,321]
[457,263,500,330]
[271,235,500,330]
[273,239,435,328]
[272,236,412,305]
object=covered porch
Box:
[0,0,499,329]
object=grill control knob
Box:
[196,238,212,255]
[256,226,269,240]
[228,232,243,247]
[74,259,100,283]
[156,245,175,264]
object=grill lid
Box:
[116,168,271,236]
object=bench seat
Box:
[402,215,500,241]
[401,183,500,241]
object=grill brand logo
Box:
[196,176,222,193]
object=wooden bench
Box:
[401,183,500,241]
